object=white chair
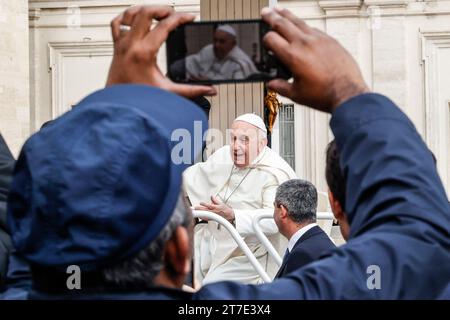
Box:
[193,210,272,283]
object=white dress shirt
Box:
[288,223,318,253]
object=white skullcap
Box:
[234,113,267,133]
[217,24,237,38]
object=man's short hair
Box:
[275,179,317,224]
[325,140,346,209]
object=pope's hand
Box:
[195,196,235,223]
[106,5,217,98]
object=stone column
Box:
[366,0,408,112]
[0,0,30,156]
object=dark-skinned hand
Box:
[262,7,370,113]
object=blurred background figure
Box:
[184,24,257,81]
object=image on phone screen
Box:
[166,19,292,85]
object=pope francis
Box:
[185,25,258,81]
[184,114,297,285]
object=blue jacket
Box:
[1,253,31,299]
[194,93,450,299]
[275,225,335,279]
[439,283,450,300]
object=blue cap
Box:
[7,84,207,271]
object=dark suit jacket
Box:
[274,225,336,278]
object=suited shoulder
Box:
[280,226,336,277]
[292,226,336,255]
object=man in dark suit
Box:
[5,84,208,300]
[273,179,335,278]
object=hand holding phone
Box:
[106,6,217,98]
[166,19,292,84]
[261,7,369,112]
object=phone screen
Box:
[166,19,291,84]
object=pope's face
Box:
[213,30,236,60]
[230,121,266,168]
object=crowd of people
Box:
[0,5,449,300]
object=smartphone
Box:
[166,19,292,85]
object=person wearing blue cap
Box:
[4,5,450,300]
[5,6,215,300]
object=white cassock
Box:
[185,44,257,81]
[184,145,297,284]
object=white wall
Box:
[0,0,30,156]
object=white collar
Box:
[288,223,318,253]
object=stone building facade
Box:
[0,0,449,199]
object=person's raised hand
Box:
[106,5,217,99]
[262,7,369,113]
